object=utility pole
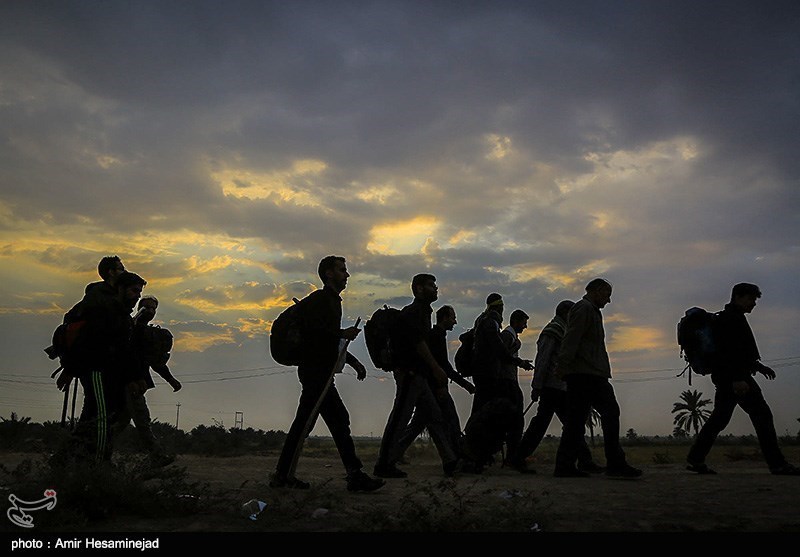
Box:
[176,403,181,429]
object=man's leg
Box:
[317,381,363,475]
[554,375,592,475]
[738,378,788,470]
[401,378,458,472]
[395,408,430,461]
[516,389,559,464]
[590,378,627,470]
[273,371,327,486]
[375,370,419,475]
[687,384,737,467]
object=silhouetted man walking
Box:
[686,283,800,475]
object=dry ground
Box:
[3,442,800,539]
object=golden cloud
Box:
[211,159,328,204]
[500,264,578,291]
[608,326,667,353]
[556,136,704,194]
[174,330,237,352]
[485,133,514,161]
[366,216,441,255]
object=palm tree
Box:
[586,407,601,446]
[671,389,712,436]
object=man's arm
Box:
[345,351,367,380]
[151,363,182,392]
[557,303,590,375]
[416,340,448,390]
[532,334,557,393]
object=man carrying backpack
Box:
[469,294,532,417]
[270,256,384,492]
[54,270,148,464]
[114,295,181,468]
[686,283,800,475]
[373,274,460,478]
[394,305,475,463]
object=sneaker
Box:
[606,464,643,478]
[770,463,800,476]
[577,461,605,474]
[686,462,717,475]
[347,470,385,492]
[269,474,311,489]
[553,467,590,478]
[373,464,408,478]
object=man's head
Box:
[435,305,457,331]
[116,271,147,310]
[585,278,612,309]
[318,255,349,293]
[136,295,159,324]
[509,309,529,334]
[555,300,575,319]
[411,273,438,303]
[486,292,504,317]
[98,255,125,285]
[731,282,761,313]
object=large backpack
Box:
[677,306,720,384]
[454,328,476,378]
[44,300,89,370]
[364,305,401,372]
[143,325,174,367]
[269,297,304,366]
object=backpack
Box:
[143,325,174,367]
[676,306,720,384]
[44,300,89,370]
[364,305,402,372]
[454,328,476,378]
[269,297,304,366]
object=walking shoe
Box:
[553,467,590,478]
[577,461,605,474]
[770,463,800,476]
[373,464,408,478]
[606,464,643,478]
[346,470,385,492]
[269,474,311,489]
[686,462,717,475]
[443,459,460,477]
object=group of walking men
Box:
[271,256,800,491]
[50,256,182,467]
[52,253,799,485]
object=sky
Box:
[1,1,799,440]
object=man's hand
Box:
[56,371,75,392]
[341,326,361,341]
[732,380,750,396]
[350,359,367,381]
[757,364,776,380]
[530,387,542,403]
[168,378,183,392]
[518,358,534,371]
[463,381,476,395]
